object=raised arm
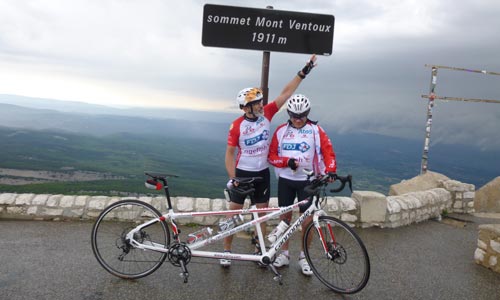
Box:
[272,54,317,110]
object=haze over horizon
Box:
[1,0,500,151]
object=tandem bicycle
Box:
[91,171,370,294]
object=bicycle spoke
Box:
[304,216,370,294]
[91,200,170,279]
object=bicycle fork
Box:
[313,212,338,260]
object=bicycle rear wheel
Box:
[304,216,370,294]
[91,199,170,279]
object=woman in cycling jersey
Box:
[268,94,337,275]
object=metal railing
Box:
[420,64,500,174]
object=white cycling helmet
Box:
[287,94,311,115]
[236,87,263,108]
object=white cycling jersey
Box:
[227,103,279,172]
[268,121,336,181]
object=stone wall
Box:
[0,186,454,228]
[475,224,500,273]
[441,180,475,214]
[390,173,475,215]
[0,176,476,227]
[0,192,359,225]
[384,188,451,228]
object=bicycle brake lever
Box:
[329,174,353,193]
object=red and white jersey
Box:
[227,103,279,172]
[268,121,336,181]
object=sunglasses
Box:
[287,110,309,119]
[245,99,263,107]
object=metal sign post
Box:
[202,4,335,104]
[420,65,500,174]
[260,6,273,105]
[420,67,437,174]
[261,50,270,104]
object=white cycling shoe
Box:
[273,253,290,267]
[219,258,231,267]
[298,258,313,276]
[220,251,232,268]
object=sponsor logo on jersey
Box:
[242,125,256,135]
[282,142,311,153]
[284,130,295,139]
[244,130,269,146]
[298,128,313,134]
[243,145,268,155]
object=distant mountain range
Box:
[0,94,236,124]
[0,94,498,197]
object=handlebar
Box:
[303,173,353,195]
[226,176,263,198]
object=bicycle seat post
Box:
[160,178,174,210]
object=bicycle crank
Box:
[168,243,192,283]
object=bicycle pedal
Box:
[179,272,189,283]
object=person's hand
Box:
[302,54,317,74]
[327,172,337,183]
[297,55,317,79]
[227,179,240,189]
[287,158,298,171]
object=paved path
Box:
[1,215,499,300]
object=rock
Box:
[475,176,500,213]
[389,171,450,196]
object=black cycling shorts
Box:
[278,177,311,213]
[230,168,270,205]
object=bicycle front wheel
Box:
[304,216,370,294]
[91,199,170,279]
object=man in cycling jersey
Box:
[221,55,317,267]
[268,94,336,275]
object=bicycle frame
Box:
[126,195,328,265]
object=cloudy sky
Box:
[1,0,500,150]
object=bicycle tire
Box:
[303,216,370,294]
[91,199,170,279]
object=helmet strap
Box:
[244,104,262,119]
[243,107,259,121]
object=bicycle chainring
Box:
[168,243,192,267]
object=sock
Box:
[282,250,289,257]
[299,251,305,259]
